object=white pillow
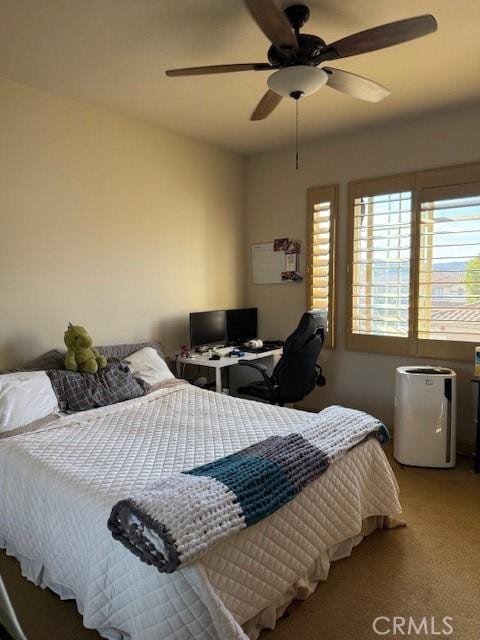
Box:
[123,347,174,387]
[0,371,59,433]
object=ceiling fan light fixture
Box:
[267,65,328,98]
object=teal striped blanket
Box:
[108,405,388,573]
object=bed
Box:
[0,377,401,640]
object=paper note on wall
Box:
[285,253,297,271]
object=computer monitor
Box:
[226,308,258,344]
[189,310,227,348]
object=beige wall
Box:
[245,105,480,446]
[0,78,246,368]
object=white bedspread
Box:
[0,382,401,640]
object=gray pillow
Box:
[96,342,165,361]
[1,342,165,375]
[25,349,66,370]
[0,342,165,373]
[47,361,146,412]
[1,349,65,374]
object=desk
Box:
[175,348,283,393]
[471,378,480,473]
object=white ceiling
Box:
[0,0,479,155]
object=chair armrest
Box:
[238,360,273,386]
[239,360,268,373]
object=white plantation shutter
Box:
[417,183,480,353]
[351,191,412,338]
[311,202,331,309]
[347,163,480,361]
[307,185,337,348]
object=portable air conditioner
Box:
[393,366,456,468]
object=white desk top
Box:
[174,347,282,369]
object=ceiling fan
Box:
[165,1,438,121]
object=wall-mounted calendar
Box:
[251,239,302,284]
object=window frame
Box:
[346,161,480,361]
[306,184,338,349]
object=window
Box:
[347,163,480,360]
[307,184,338,348]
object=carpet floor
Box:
[1,445,479,640]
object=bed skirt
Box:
[1,515,385,640]
[242,515,385,639]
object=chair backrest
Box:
[272,311,326,403]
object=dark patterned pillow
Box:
[47,361,146,412]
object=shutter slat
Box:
[421,214,480,224]
[352,282,409,287]
[353,247,410,254]
[420,241,480,249]
[419,330,480,338]
[352,317,409,324]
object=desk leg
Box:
[476,386,480,473]
[215,368,222,394]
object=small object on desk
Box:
[209,354,221,361]
[180,345,191,358]
[471,377,480,473]
[244,339,263,349]
[227,349,245,358]
[195,345,210,354]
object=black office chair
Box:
[237,310,326,406]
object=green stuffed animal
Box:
[64,323,107,374]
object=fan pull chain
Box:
[295,99,299,171]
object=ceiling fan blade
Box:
[324,67,390,102]
[251,89,283,121]
[244,0,298,51]
[166,63,273,77]
[315,14,437,62]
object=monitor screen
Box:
[226,308,258,344]
[190,310,227,348]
